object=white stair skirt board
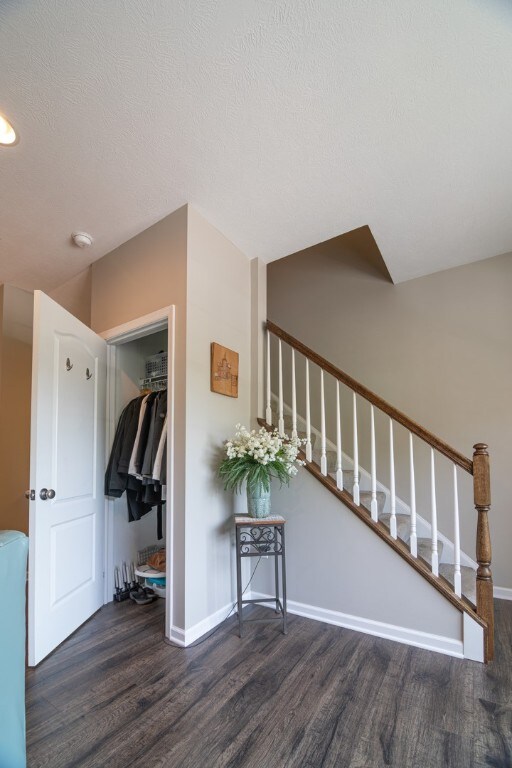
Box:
[169,600,235,647]
[494,586,512,601]
[249,591,464,659]
[270,394,477,572]
[463,613,485,663]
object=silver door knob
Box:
[39,488,56,500]
[25,490,35,500]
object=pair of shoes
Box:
[129,587,156,605]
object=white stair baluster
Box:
[291,349,298,439]
[336,381,343,490]
[389,419,397,539]
[409,432,418,557]
[320,370,327,476]
[305,359,312,462]
[265,329,272,425]
[352,392,360,505]
[370,405,378,521]
[430,448,439,576]
[278,339,284,435]
[453,464,462,597]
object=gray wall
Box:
[253,467,463,644]
[267,239,512,589]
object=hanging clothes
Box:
[142,390,167,480]
[105,390,168,539]
[152,414,168,483]
[128,393,151,477]
[104,397,142,498]
[131,391,158,477]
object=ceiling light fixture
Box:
[0,113,18,146]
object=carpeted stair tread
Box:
[312,448,339,472]
[312,449,365,479]
[378,513,411,542]
[439,563,477,605]
[327,468,361,488]
[268,411,293,430]
[265,417,315,447]
[360,491,387,517]
[296,431,316,448]
[417,537,444,564]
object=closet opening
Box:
[101,306,175,636]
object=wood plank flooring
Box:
[26,600,512,767]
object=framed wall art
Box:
[211,342,239,398]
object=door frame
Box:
[100,305,175,639]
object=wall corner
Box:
[250,258,267,426]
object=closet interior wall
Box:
[110,328,168,588]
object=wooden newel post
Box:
[473,443,494,662]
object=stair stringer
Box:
[269,394,478,572]
[249,450,484,660]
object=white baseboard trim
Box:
[168,600,236,647]
[249,590,464,658]
[168,625,187,647]
[494,586,512,601]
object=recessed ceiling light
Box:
[0,113,18,146]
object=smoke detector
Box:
[71,232,93,248]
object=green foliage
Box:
[218,454,292,494]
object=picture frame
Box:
[210,342,239,398]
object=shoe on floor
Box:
[129,587,156,605]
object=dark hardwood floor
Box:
[26,599,512,767]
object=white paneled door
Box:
[28,291,107,666]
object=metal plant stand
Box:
[235,515,287,637]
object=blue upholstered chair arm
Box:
[0,531,28,768]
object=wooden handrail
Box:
[266,320,473,475]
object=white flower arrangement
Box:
[219,424,305,493]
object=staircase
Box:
[262,320,494,662]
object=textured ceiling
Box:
[1,0,512,290]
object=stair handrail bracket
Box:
[264,320,493,662]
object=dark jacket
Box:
[105,393,166,538]
[104,398,141,498]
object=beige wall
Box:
[91,205,188,629]
[0,288,3,392]
[0,204,252,640]
[91,207,187,334]
[268,242,512,589]
[184,206,251,631]
[90,203,253,637]
[49,267,92,326]
[0,272,90,535]
[0,285,34,533]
